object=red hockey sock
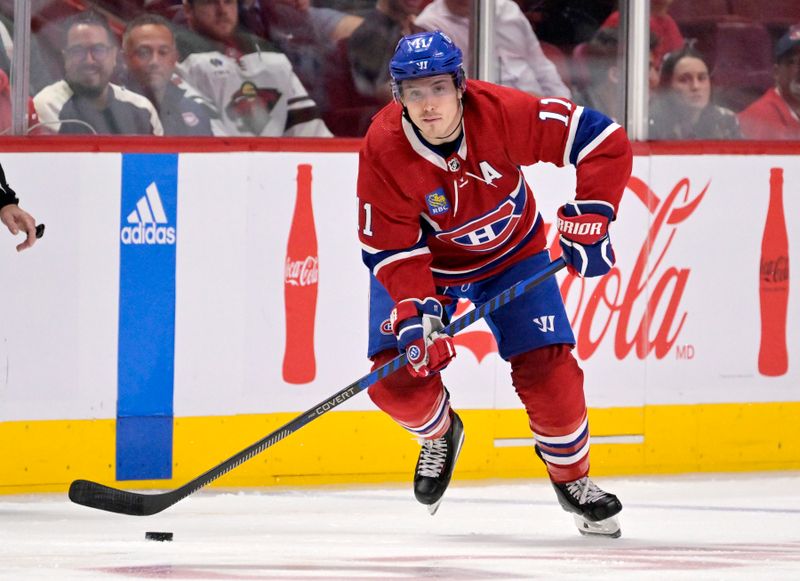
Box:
[509,344,590,483]
[367,349,451,439]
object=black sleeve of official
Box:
[0,161,19,209]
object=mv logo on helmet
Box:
[407,36,433,51]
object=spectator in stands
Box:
[650,43,741,139]
[738,26,800,140]
[416,0,571,98]
[237,0,364,114]
[33,11,163,135]
[123,14,216,135]
[175,0,331,137]
[0,11,61,94]
[239,0,363,46]
[602,0,683,64]
[347,0,424,103]
[573,27,660,122]
[522,0,616,48]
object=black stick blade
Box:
[68,480,171,516]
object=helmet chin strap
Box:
[434,100,464,141]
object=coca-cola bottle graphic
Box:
[758,167,789,377]
[283,164,319,384]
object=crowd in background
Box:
[0,0,797,139]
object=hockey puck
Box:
[145,531,173,542]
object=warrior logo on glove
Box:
[556,214,606,241]
[557,200,616,278]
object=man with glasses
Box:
[738,26,800,140]
[33,11,163,135]
[123,14,215,136]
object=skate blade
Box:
[423,429,465,517]
[427,498,444,516]
[573,514,621,538]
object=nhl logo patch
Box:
[426,188,450,215]
[447,157,461,172]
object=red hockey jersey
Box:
[357,79,632,302]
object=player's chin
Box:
[418,120,444,138]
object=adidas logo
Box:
[120,182,176,245]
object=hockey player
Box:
[357,31,631,537]
[0,162,39,252]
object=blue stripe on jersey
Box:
[362,234,429,275]
[568,108,615,166]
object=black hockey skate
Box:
[414,410,464,515]
[536,445,623,537]
[552,477,623,537]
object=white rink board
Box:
[0,151,797,422]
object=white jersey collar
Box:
[401,114,468,171]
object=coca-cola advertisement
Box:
[758,168,789,377]
[2,147,800,489]
[283,164,319,385]
[447,164,708,407]
[441,156,796,412]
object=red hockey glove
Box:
[390,297,456,378]
[557,200,616,278]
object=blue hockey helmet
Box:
[389,30,466,101]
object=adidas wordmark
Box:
[120,182,176,245]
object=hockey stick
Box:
[69,256,566,516]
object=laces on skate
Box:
[417,437,448,478]
[565,477,608,505]
[413,411,464,515]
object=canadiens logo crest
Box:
[437,189,526,251]
[426,189,451,215]
[182,111,199,127]
[380,319,393,335]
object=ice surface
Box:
[1,473,799,580]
